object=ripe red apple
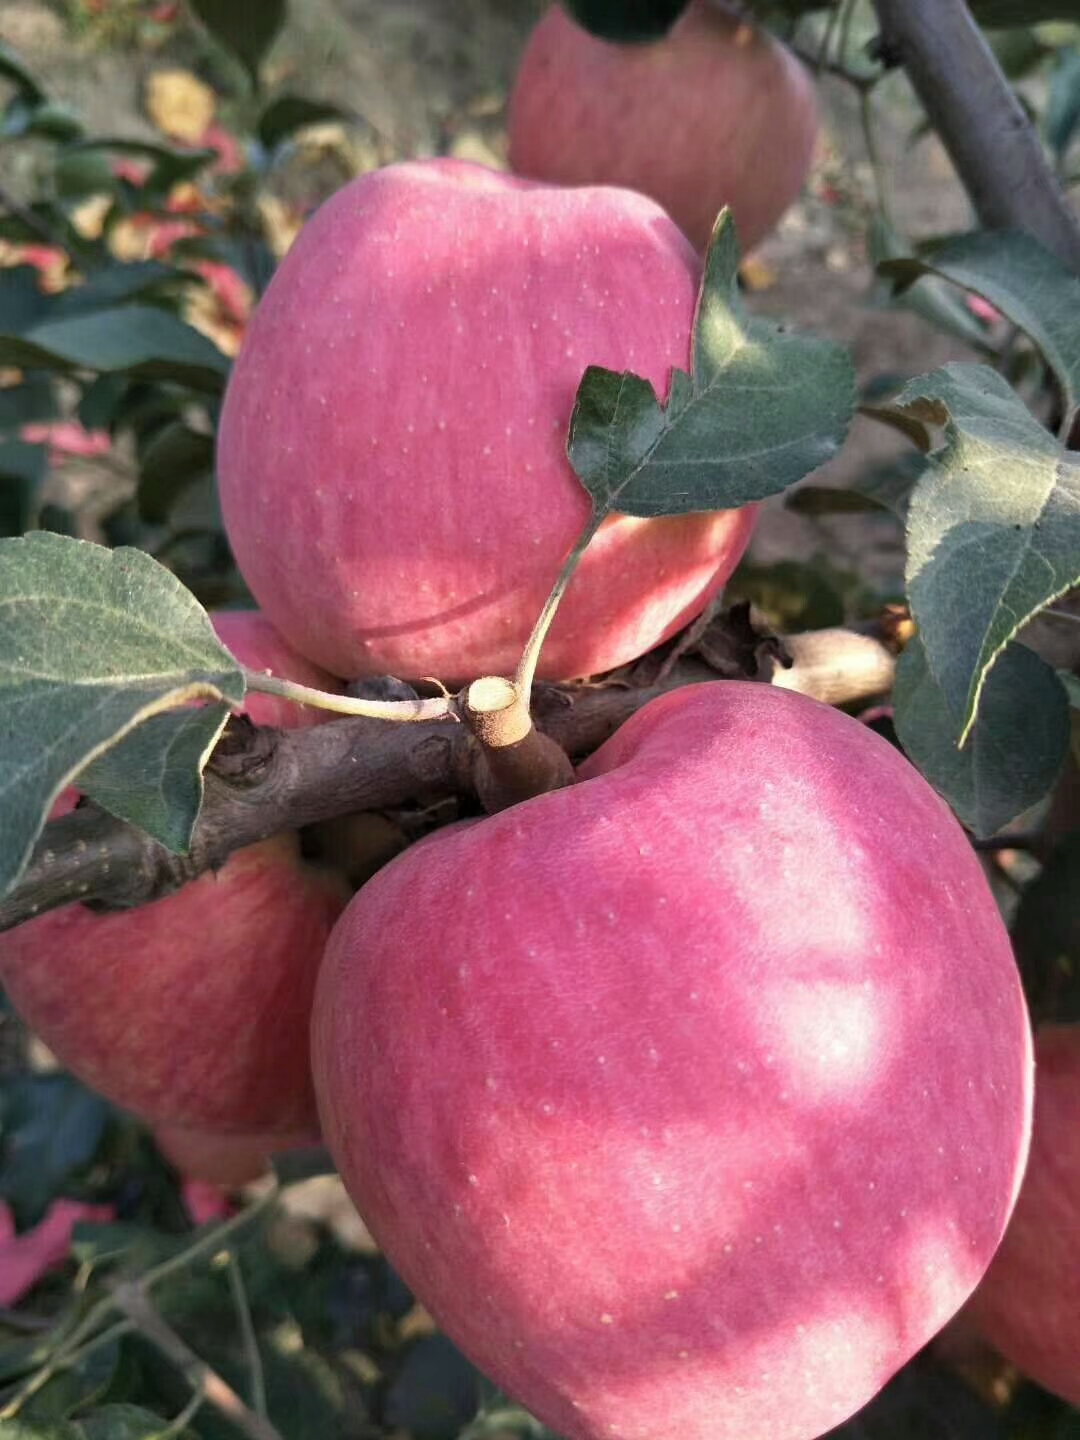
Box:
[216,158,756,687]
[154,1122,313,1189]
[0,611,350,1137]
[312,682,1032,1440]
[963,1023,1080,1406]
[508,2,820,255]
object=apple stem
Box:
[514,512,604,710]
[460,675,575,813]
[243,668,453,724]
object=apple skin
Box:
[963,1023,1080,1406]
[508,2,820,255]
[0,611,350,1136]
[154,1122,314,1189]
[312,682,1032,1440]
[216,158,756,687]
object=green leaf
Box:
[553,0,692,40]
[0,306,230,394]
[893,635,1069,838]
[880,231,1080,420]
[867,218,998,357]
[0,372,57,431]
[77,1403,198,1440]
[1046,46,1080,159]
[0,266,53,337]
[970,0,1080,23]
[137,421,214,523]
[0,532,245,897]
[892,363,1080,744]
[567,211,855,517]
[784,486,894,517]
[0,41,47,102]
[49,263,187,321]
[63,138,218,194]
[255,94,347,151]
[186,0,287,84]
[0,1073,110,1229]
[385,1334,483,1440]
[2,99,84,143]
[0,440,47,535]
[77,704,230,851]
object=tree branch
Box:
[0,616,898,934]
[869,0,1080,276]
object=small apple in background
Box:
[313,682,1032,1440]
[507,1,820,255]
[0,610,350,1139]
[963,1023,1080,1407]
[217,158,756,687]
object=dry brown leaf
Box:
[145,67,215,143]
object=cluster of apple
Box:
[0,6,1073,1438]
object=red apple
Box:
[312,682,1032,1440]
[154,1122,313,1189]
[508,2,820,255]
[216,158,756,687]
[964,1023,1080,1406]
[0,611,350,1136]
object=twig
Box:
[869,0,1080,275]
[0,618,898,932]
[222,1250,267,1419]
[112,1285,285,1440]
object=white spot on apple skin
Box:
[664,1290,679,1300]
[600,1314,614,1325]
[467,1174,478,1187]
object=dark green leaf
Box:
[892,364,1080,743]
[76,1404,197,1440]
[62,139,217,197]
[0,372,58,431]
[78,704,230,851]
[0,440,47,535]
[0,306,230,394]
[880,231,1080,419]
[893,635,1069,837]
[137,421,213,523]
[385,1334,483,1440]
[0,1073,110,1229]
[2,100,84,143]
[784,486,894,516]
[0,41,47,102]
[49,263,186,321]
[0,266,53,337]
[77,375,130,433]
[1012,828,1080,1024]
[186,0,287,83]
[562,0,691,41]
[0,532,245,897]
[1046,46,1080,158]
[53,149,119,202]
[970,0,1080,23]
[255,94,347,151]
[567,211,855,516]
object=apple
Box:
[963,1023,1080,1406]
[507,2,820,255]
[0,611,350,1137]
[154,1122,313,1189]
[216,158,756,687]
[312,681,1033,1440]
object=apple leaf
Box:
[880,231,1080,424]
[0,306,229,395]
[0,41,47,103]
[567,211,855,518]
[0,1073,110,1230]
[256,96,349,152]
[561,0,691,42]
[187,0,286,85]
[0,533,245,898]
[77,705,231,853]
[893,635,1069,838]
[894,364,1080,745]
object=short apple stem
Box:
[514,512,604,709]
[460,675,575,813]
[243,668,453,723]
